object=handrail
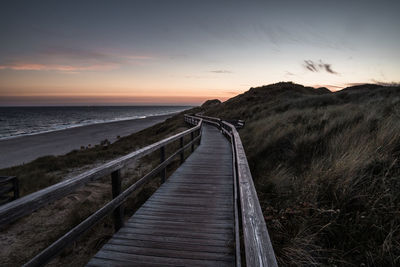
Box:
[0,116,202,227]
[194,114,278,267]
[19,115,203,266]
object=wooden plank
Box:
[125,221,233,235]
[108,238,232,254]
[92,250,233,267]
[87,257,170,267]
[88,124,236,266]
[118,227,233,244]
[138,206,233,216]
[101,243,233,261]
[131,213,233,225]
[23,132,203,267]
[134,210,233,221]
[127,217,233,230]
[150,191,232,199]
[144,200,233,210]
[112,233,232,249]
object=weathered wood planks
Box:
[88,124,236,266]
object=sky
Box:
[0,0,399,106]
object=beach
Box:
[0,114,174,169]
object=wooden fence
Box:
[1,113,277,266]
[0,176,19,205]
[194,114,278,267]
[0,115,202,267]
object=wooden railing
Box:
[0,115,202,267]
[194,114,278,267]
[0,176,19,205]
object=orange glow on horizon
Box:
[0,94,229,106]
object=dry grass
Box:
[205,82,400,266]
[0,110,201,266]
[0,111,193,196]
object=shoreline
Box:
[0,110,187,141]
[0,113,176,169]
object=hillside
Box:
[1,82,399,266]
[203,82,400,265]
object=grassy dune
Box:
[0,113,193,196]
[0,110,201,266]
[1,82,399,266]
[204,82,400,265]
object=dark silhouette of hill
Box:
[202,82,400,266]
[201,99,221,108]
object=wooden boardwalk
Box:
[88,124,235,266]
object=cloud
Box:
[370,79,400,86]
[0,46,155,73]
[312,84,343,91]
[209,70,232,74]
[42,47,154,62]
[304,60,318,72]
[43,47,111,61]
[257,24,348,51]
[225,91,240,95]
[284,71,295,76]
[125,55,154,60]
[303,60,339,74]
[0,62,119,72]
[345,82,368,87]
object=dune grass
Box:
[2,82,400,265]
[0,110,202,266]
[205,82,400,266]
[0,112,195,196]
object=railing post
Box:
[111,170,123,231]
[191,131,194,152]
[180,137,184,163]
[160,146,166,183]
[198,128,201,145]
[12,177,19,200]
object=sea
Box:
[0,106,191,140]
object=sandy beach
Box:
[0,114,175,169]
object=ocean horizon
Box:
[0,105,191,140]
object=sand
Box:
[0,114,174,169]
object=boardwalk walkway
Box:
[88,124,235,266]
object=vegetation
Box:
[0,109,201,266]
[2,82,400,266]
[0,112,194,196]
[204,82,400,266]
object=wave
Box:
[0,108,188,141]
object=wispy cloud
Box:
[284,71,295,76]
[370,79,400,86]
[125,55,154,60]
[225,91,241,95]
[345,82,369,87]
[0,46,155,73]
[303,60,339,74]
[257,24,349,51]
[312,84,342,91]
[42,47,154,63]
[209,70,232,74]
[0,62,119,72]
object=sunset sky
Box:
[1,0,399,105]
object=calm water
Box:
[0,106,191,140]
